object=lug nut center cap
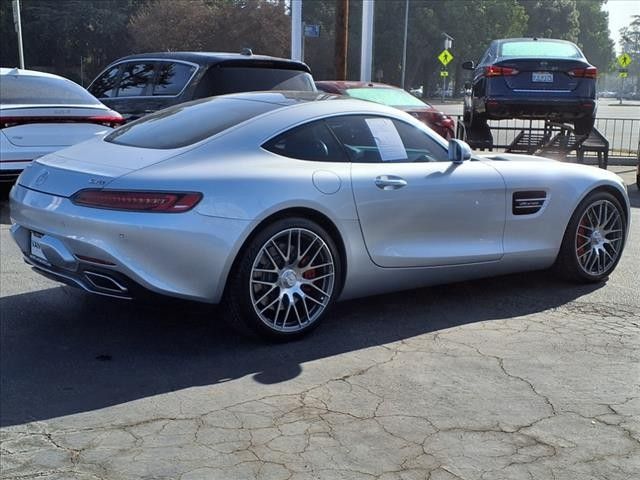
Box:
[281,269,298,288]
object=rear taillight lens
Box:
[485,65,519,77]
[0,113,124,129]
[568,66,597,79]
[72,190,202,213]
[87,114,125,128]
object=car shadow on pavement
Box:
[0,270,604,427]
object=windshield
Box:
[345,88,428,107]
[105,96,279,149]
[500,41,582,59]
[0,74,102,105]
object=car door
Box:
[326,115,506,268]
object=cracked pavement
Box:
[1,167,639,480]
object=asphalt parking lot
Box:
[1,167,639,480]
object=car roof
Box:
[0,67,65,80]
[316,80,399,92]
[106,51,311,73]
[493,37,578,46]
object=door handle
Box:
[375,175,407,190]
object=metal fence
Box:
[456,116,639,160]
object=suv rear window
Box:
[195,67,315,98]
[153,63,197,96]
[500,41,582,59]
[105,97,278,149]
[1,75,102,105]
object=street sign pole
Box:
[440,33,454,103]
[12,0,25,69]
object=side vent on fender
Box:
[513,191,547,215]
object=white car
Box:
[1,68,123,184]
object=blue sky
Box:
[603,0,640,53]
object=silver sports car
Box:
[9,92,630,339]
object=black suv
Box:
[88,51,315,121]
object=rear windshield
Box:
[500,41,582,59]
[0,74,101,105]
[105,97,278,149]
[345,88,427,107]
[195,67,315,97]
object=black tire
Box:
[574,116,595,136]
[223,217,342,341]
[555,191,626,283]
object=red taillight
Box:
[87,114,125,127]
[568,66,597,79]
[72,190,202,213]
[0,113,124,129]
[485,65,519,77]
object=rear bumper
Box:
[9,184,252,303]
[483,98,595,120]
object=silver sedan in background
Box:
[9,92,630,339]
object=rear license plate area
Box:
[532,72,553,83]
[30,231,48,263]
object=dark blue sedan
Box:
[463,38,597,135]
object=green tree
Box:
[576,0,614,71]
[520,0,580,41]
[129,0,290,59]
[0,0,140,82]
[619,15,640,92]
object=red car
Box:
[315,81,455,139]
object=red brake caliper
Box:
[577,219,589,257]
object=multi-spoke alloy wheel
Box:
[556,191,626,283]
[575,200,624,276]
[225,218,341,339]
[250,228,335,332]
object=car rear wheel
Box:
[555,191,626,283]
[224,218,341,340]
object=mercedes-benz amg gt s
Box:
[10,92,629,339]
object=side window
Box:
[392,120,449,162]
[326,115,448,163]
[89,66,120,98]
[325,115,383,163]
[263,120,348,162]
[117,62,155,97]
[153,62,196,96]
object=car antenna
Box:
[241,48,253,56]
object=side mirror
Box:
[448,139,472,163]
[462,61,475,70]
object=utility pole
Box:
[401,0,409,89]
[335,0,349,80]
[360,0,374,82]
[12,0,25,69]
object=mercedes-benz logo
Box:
[35,170,49,186]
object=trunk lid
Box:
[496,58,590,92]
[18,137,180,197]
[1,106,122,147]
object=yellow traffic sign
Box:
[438,49,453,66]
[440,71,449,77]
[619,71,628,78]
[618,53,632,67]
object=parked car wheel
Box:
[555,191,626,283]
[224,218,341,340]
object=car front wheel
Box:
[224,218,341,340]
[555,191,626,283]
